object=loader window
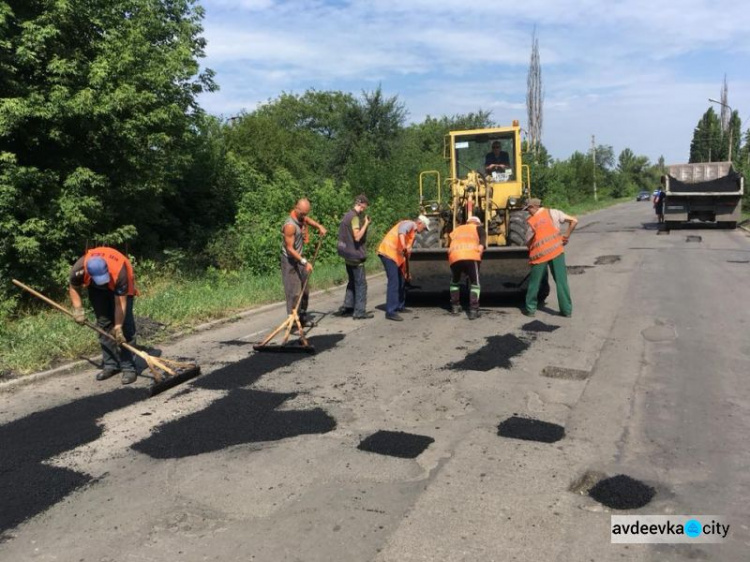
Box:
[454,134,515,181]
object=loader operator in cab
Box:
[485,140,510,174]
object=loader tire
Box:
[508,212,528,246]
[415,230,440,249]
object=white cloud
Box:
[198,0,750,162]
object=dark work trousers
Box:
[525,253,572,316]
[281,255,309,318]
[379,255,405,315]
[88,287,136,373]
[449,260,481,311]
[343,262,368,314]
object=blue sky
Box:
[197,0,750,164]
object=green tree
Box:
[689,107,722,163]
[0,0,215,296]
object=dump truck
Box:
[408,123,531,293]
[662,162,744,229]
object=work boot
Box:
[121,370,137,385]
[334,307,353,317]
[396,307,413,313]
[385,313,403,322]
[299,315,315,328]
[96,368,120,381]
[468,309,480,320]
[450,304,462,315]
[353,312,374,320]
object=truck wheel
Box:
[508,212,528,246]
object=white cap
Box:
[417,214,431,231]
[467,216,481,224]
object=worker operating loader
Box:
[447,215,485,319]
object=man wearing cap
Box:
[69,246,139,384]
[523,198,577,318]
[485,140,511,174]
[336,194,373,319]
[281,198,327,327]
[448,216,485,320]
[377,215,430,321]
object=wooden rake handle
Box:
[11,279,146,360]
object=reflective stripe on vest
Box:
[448,224,481,265]
[83,247,138,296]
[527,209,564,264]
[377,221,415,267]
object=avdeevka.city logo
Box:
[611,516,730,544]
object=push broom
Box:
[12,279,201,397]
[253,236,324,354]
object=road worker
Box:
[448,215,485,320]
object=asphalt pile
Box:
[497,416,565,443]
[132,388,336,459]
[357,430,435,459]
[445,334,530,372]
[0,388,145,534]
[194,333,345,391]
[588,474,655,509]
[521,320,559,333]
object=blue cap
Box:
[86,257,111,286]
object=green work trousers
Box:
[525,253,572,316]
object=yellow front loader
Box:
[408,122,532,294]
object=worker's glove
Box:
[112,325,126,346]
[72,307,85,325]
[562,236,570,246]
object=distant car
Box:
[637,191,651,201]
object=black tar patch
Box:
[445,334,530,372]
[357,430,434,459]
[497,416,565,443]
[588,474,656,510]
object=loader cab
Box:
[451,132,517,182]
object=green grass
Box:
[0,261,351,377]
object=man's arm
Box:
[558,212,578,244]
[284,224,313,272]
[304,216,327,237]
[352,215,370,242]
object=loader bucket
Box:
[407,247,531,294]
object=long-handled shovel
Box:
[253,237,324,354]
[12,279,201,396]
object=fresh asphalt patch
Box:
[0,388,146,534]
[541,366,591,380]
[497,415,565,443]
[566,265,593,275]
[193,334,345,391]
[521,320,560,333]
[444,334,531,372]
[131,388,336,459]
[357,430,435,459]
[594,255,621,265]
[588,474,656,510]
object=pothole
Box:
[594,255,621,265]
[357,430,434,459]
[521,320,560,333]
[641,323,677,342]
[497,416,565,443]
[588,474,656,510]
[569,470,608,495]
[686,235,702,243]
[727,260,749,264]
[541,366,591,380]
[567,265,593,275]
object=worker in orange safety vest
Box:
[447,215,485,320]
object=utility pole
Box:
[591,135,598,201]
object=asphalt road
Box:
[1,202,749,561]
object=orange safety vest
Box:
[83,247,138,296]
[448,224,482,265]
[377,221,416,267]
[527,209,564,265]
